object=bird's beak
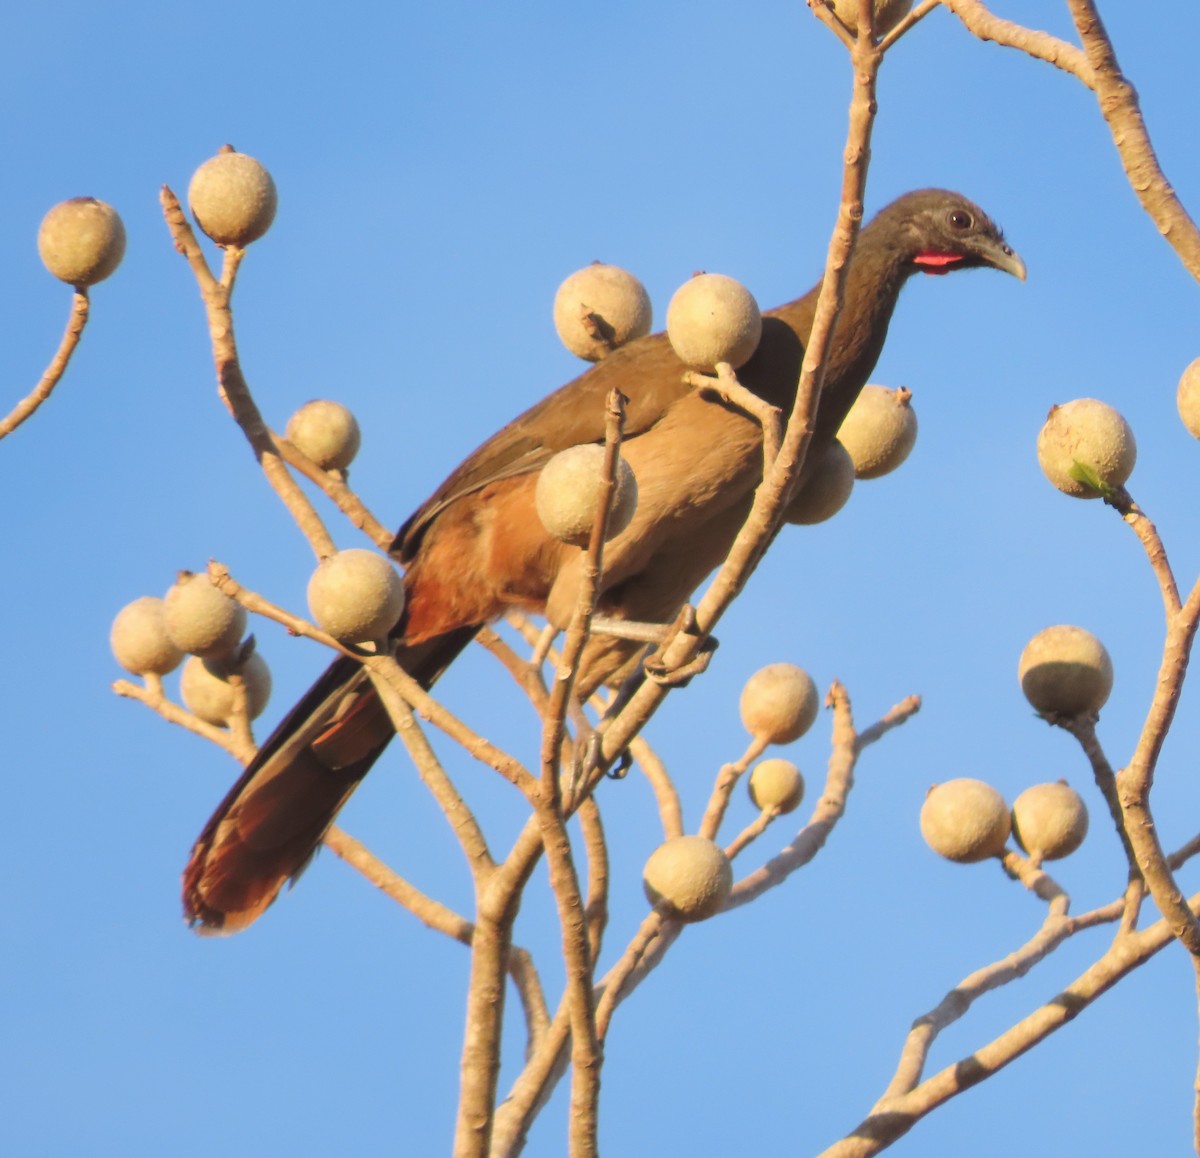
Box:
[981,238,1027,281]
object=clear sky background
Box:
[3,3,1199,1156]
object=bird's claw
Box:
[643,635,718,687]
[606,749,634,780]
[570,730,633,787]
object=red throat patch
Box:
[913,251,964,276]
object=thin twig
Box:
[1107,486,1180,618]
[322,826,550,1052]
[1064,0,1200,282]
[1060,716,1140,880]
[532,390,628,1158]
[0,290,90,440]
[725,806,783,860]
[823,889,1200,1156]
[365,666,495,880]
[629,737,684,841]
[686,363,784,469]
[879,852,1070,1102]
[879,0,939,51]
[161,185,337,559]
[112,674,255,764]
[1114,576,1200,957]
[697,736,770,841]
[271,432,395,549]
[727,685,919,909]
[939,0,1094,84]
[206,561,538,794]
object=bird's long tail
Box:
[182,627,477,934]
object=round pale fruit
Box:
[748,758,805,814]
[188,150,277,246]
[1036,398,1136,498]
[1176,358,1200,440]
[837,385,917,480]
[666,272,762,372]
[307,549,405,643]
[534,444,638,546]
[1011,781,1089,861]
[180,651,272,726]
[553,263,652,361]
[827,0,914,36]
[286,400,361,470]
[38,197,126,286]
[920,778,1011,863]
[783,439,855,525]
[739,663,819,745]
[643,835,733,921]
[1018,625,1113,717]
[110,596,184,676]
[164,572,247,659]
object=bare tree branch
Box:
[0,290,90,441]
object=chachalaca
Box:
[183,188,1025,933]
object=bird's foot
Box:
[568,730,633,800]
[643,637,718,687]
[643,624,715,686]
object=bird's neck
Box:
[770,228,914,445]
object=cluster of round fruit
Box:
[921,779,1089,867]
[110,574,269,728]
[643,663,816,922]
[102,148,411,712]
[110,391,400,728]
[919,622,1112,867]
[539,260,919,547]
[111,538,408,724]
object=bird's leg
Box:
[589,614,671,644]
[566,677,637,795]
[569,622,717,790]
[588,605,718,684]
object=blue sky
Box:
[3,3,1199,1155]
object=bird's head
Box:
[875,189,1026,281]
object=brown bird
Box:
[183,188,1025,933]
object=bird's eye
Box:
[948,210,973,230]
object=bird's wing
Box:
[393,330,688,561]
